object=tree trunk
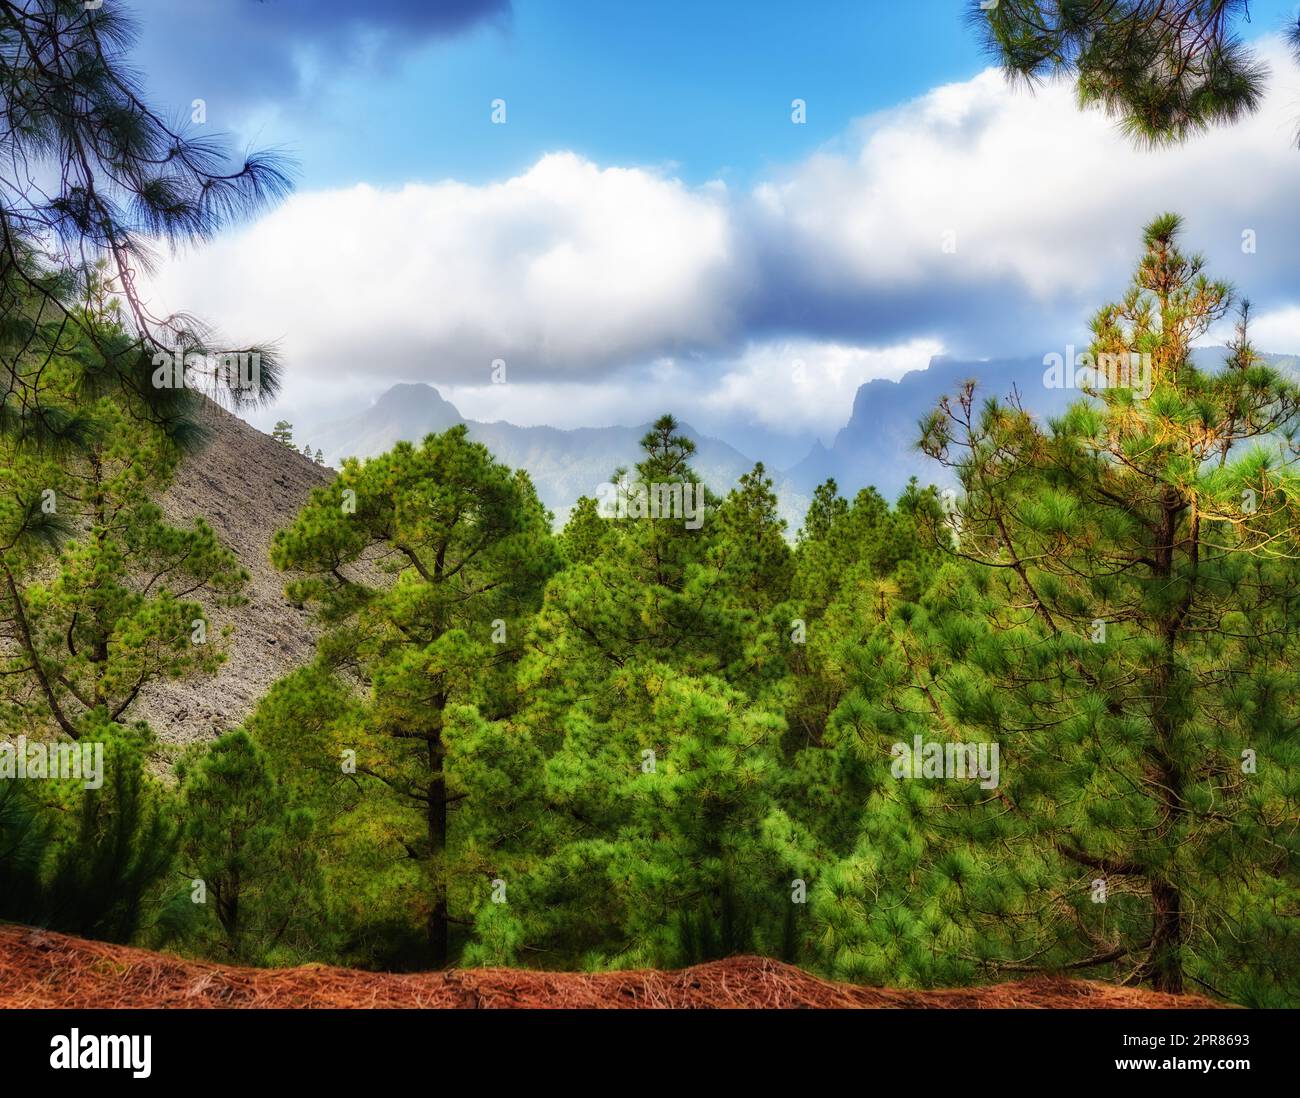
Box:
[1147,652,1186,994]
[426,795,448,967]
[426,720,449,968]
[1146,489,1188,994]
[1149,877,1184,993]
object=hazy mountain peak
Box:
[305,382,810,528]
[372,381,459,414]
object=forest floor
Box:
[0,924,1221,1009]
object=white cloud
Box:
[421,336,942,442]
[149,36,1300,441]
[700,337,945,436]
[1249,305,1300,354]
[748,38,1300,340]
[149,152,743,383]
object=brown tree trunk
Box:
[1149,877,1184,993]
[426,713,449,968]
[1147,651,1186,995]
[1146,489,1188,994]
[426,786,448,968]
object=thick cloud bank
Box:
[147,39,1300,438]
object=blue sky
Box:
[128,1,1300,459]
[135,0,989,188]
[128,0,1300,189]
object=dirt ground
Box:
[0,924,1220,1009]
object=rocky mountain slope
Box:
[133,402,332,746]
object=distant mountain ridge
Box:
[787,346,1300,502]
[307,348,1300,527]
[307,383,811,527]
[787,354,1077,501]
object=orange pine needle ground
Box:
[0,924,1220,1009]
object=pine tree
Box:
[270,425,559,966]
[177,730,324,963]
[0,286,247,946]
[819,214,1300,1000]
[452,421,795,968]
[1,288,248,742]
[786,479,945,748]
[524,415,735,696]
[0,778,50,925]
[968,1,1270,147]
[0,1,291,432]
[0,0,292,958]
[709,463,793,613]
[44,748,179,943]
